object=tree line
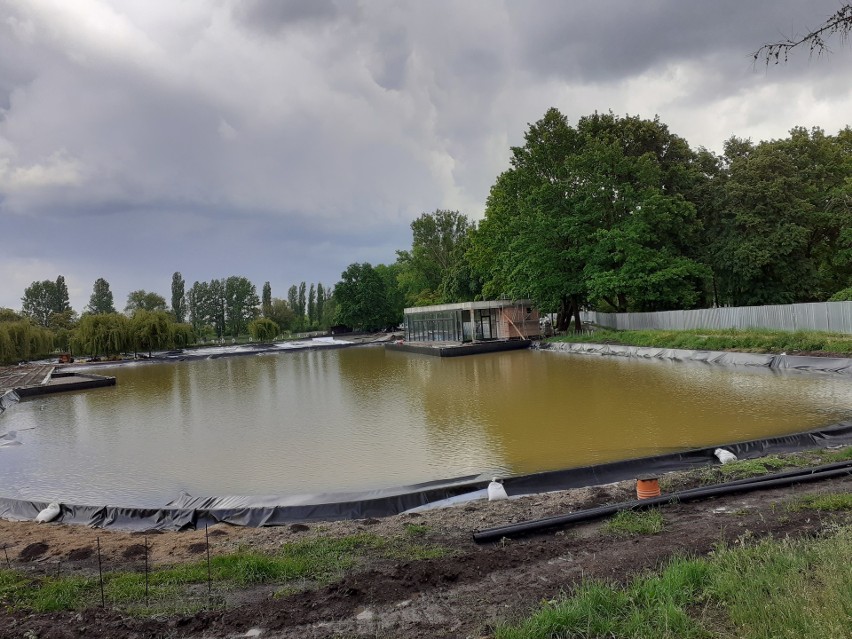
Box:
[333,109,851,331]
[2,273,337,363]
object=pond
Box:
[1,346,850,506]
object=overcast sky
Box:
[1,0,850,312]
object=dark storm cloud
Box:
[1,0,851,311]
[232,0,350,33]
[508,0,841,84]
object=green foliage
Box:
[829,286,852,301]
[171,272,186,323]
[496,526,852,639]
[187,279,226,338]
[0,308,22,322]
[604,509,665,536]
[21,276,72,327]
[186,277,258,339]
[297,282,307,329]
[248,317,279,342]
[471,109,710,329]
[334,262,399,330]
[74,312,130,356]
[396,210,477,305]
[0,320,54,364]
[0,533,425,614]
[404,523,429,537]
[224,276,260,337]
[495,557,711,639]
[129,309,173,355]
[124,290,167,315]
[826,446,852,462]
[86,278,116,314]
[709,128,851,305]
[316,282,326,327]
[261,281,272,318]
[307,283,316,325]
[267,298,295,332]
[790,493,852,512]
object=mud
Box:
[2,464,850,639]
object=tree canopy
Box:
[86,278,116,315]
[125,290,167,315]
[21,276,72,327]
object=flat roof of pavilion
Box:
[403,300,534,314]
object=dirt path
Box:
[2,470,850,639]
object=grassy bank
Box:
[549,328,852,356]
[0,532,449,615]
[495,522,852,639]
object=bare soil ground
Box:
[2,465,851,639]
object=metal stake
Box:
[205,524,212,604]
[144,536,149,607]
[97,537,105,608]
[3,545,10,569]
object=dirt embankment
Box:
[2,458,851,639]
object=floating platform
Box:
[7,366,116,398]
[385,339,531,357]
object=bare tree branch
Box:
[753,4,852,64]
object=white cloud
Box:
[0,148,84,192]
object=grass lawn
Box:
[549,328,852,356]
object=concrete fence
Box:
[580,301,852,333]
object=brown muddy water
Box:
[1,346,850,506]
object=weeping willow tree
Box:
[130,310,174,357]
[0,321,54,364]
[73,313,131,358]
[169,322,195,349]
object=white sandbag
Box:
[714,448,738,464]
[487,479,508,501]
[35,502,61,523]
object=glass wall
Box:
[404,310,464,342]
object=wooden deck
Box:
[0,364,115,397]
[0,364,54,393]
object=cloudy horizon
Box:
[1,0,850,313]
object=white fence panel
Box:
[579,302,852,333]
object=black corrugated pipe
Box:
[472,460,852,543]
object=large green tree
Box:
[471,108,711,326]
[21,276,72,327]
[125,290,167,315]
[86,278,116,314]
[334,262,396,330]
[74,312,129,357]
[396,210,475,306]
[709,127,851,305]
[267,298,296,332]
[224,276,259,337]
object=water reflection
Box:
[0,347,849,505]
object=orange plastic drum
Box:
[636,476,661,500]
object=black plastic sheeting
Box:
[541,342,852,375]
[0,389,18,414]
[1,422,851,531]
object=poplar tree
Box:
[307,283,316,325]
[86,278,116,314]
[262,281,272,318]
[171,272,186,323]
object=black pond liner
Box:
[1,421,851,531]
